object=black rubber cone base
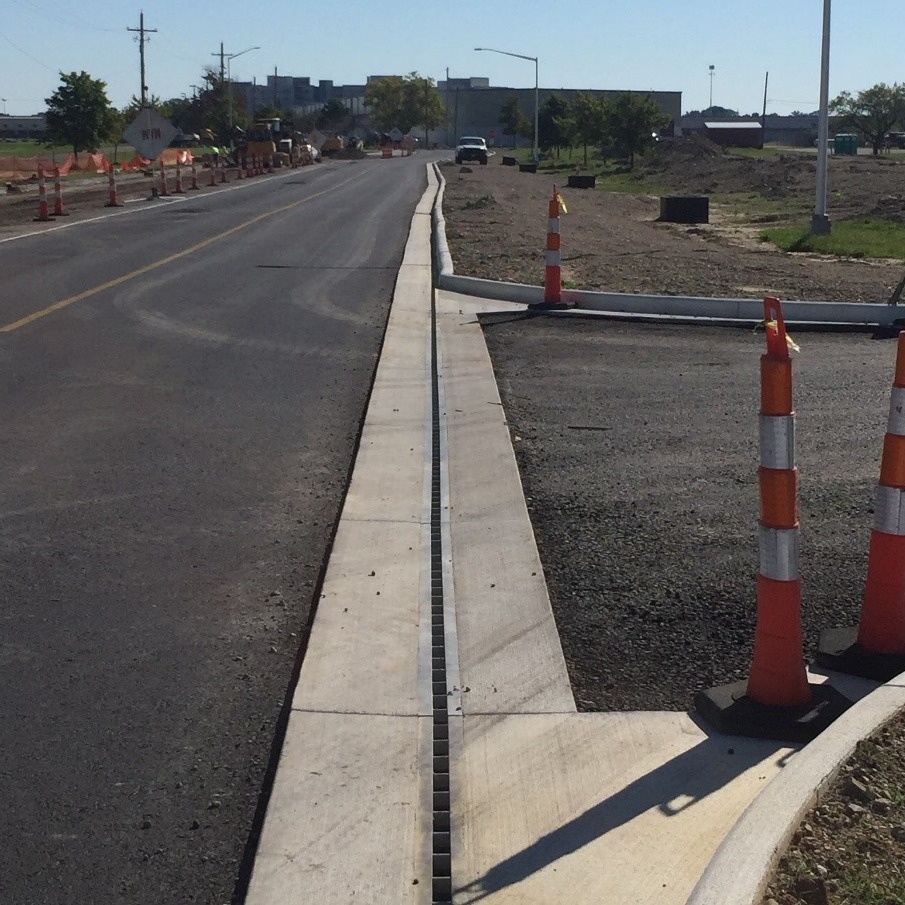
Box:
[817,626,905,682]
[527,300,571,311]
[694,680,852,743]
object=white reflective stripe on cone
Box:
[887,386,905,436]
[874,484,905,535]
[759,525,799,581]
[759,415,795,470]
[545,250,561,266]
[548,220,560,234]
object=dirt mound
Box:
[639,136,817,198]
[646,133,725,165]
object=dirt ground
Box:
[439,139,905,304]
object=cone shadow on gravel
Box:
[453,729,790,904]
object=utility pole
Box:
[213,43,226,84]
[812,0,832,235]
[127,12,157,108]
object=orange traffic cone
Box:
[695,298,850,741]
[529,187,571,311]
[819,330,905,680]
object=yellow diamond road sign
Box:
[123,108,179,160]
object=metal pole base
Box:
[810,213,832,235]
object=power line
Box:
[9,0,118,33]
[0,30,56,71]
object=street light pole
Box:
[475,46,539,165]
[812,0,832,235]
[708,65,715,109]
[213,44,260,145]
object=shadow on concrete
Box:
[454,722,793,903]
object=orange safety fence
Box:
[2,149,194,180]
[120,149,194,170]
[0,152,112,179]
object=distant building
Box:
[233,76,368,119]
[703,120,763,149]
[0,114,46,140]
[437,81,681,148]
[227,72,682,147]
[679,112,820,148]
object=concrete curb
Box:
[686,671,905,905]
[430,163,905,327]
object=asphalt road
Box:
[481,314,898,712]
[0,156,428,904]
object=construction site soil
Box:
[439,139,905,304]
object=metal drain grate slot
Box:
[430,290,453,905]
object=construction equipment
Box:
[320,134,344,157]
[234,118,312,168]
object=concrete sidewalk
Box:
[243,165,895,905]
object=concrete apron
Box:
[242,164,845,905]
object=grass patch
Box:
[836,873,905,904]
[463,193,495,210]
[710,191,811,221]
[760,218,905,260]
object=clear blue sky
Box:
[1,1,901,118]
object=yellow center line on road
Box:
[1,170,367,333]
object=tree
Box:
[365,72,443,140]
[831,82,905,155]
[45,71,119,155]
[569,92,610,167]
[317,98,350,132]
[537,94,572,157]
[403,73,444,144]
[195,67,232,144]
[365,76,408,132]
[608,92,669,168]
[499,95,531,148]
